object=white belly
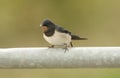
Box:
[43,30,71,46]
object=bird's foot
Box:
[63,44,69,53]
[48,45,54,48]
[63,47,69,53]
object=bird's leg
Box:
[48,45,54,48]
[63,43,69,53]
[70,42,73,47]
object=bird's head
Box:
[40,19,55,33]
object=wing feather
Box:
[55,25,71,35]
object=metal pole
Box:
[0,47,120,68]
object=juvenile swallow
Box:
[40,19,87,51]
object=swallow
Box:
[40,19,87,51]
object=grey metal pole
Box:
[0,47,120,68]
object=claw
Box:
[48,44,69,53]
[63,47,69,53]
[48,45,54,48]
[63,43,69,53]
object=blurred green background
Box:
[0,0,120,78]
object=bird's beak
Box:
[41,26,48,32]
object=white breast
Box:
[43,30,71,46]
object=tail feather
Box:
[71,35,88,40]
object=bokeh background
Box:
[0,0,120,78]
